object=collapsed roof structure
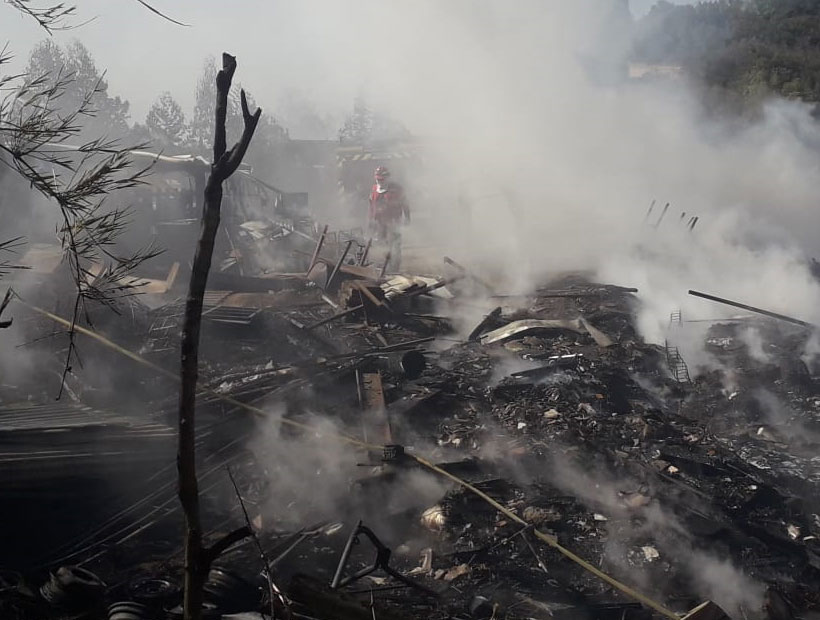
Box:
[2,193,819,619]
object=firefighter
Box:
[368,165,410,270]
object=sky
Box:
[3,0,697,125]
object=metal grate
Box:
[144,302,183,354]
[201,306,261,325]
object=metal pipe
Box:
[330,521,362,589]
[688,290,812,328]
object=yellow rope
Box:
[411,454,679,618]
[19,299,679,619]
[18,300,373,450]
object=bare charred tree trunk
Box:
[178,52,261,620]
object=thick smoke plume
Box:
[9,0,820,348]
[247,401,451,538]
[539,448,764,616]
[259,1,820,348]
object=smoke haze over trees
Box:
[633,0,820,108]
[338,96,411,145]
[26,39,131,138]
[17,0,820,160]
[146,92,187,148]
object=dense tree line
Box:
[25,42,289,165]
[26,39,411,161]
[633,0,820,106]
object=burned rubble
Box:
[3,203,820,620]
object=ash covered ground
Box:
[3,245,820,620]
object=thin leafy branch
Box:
[0,237,28,278]
[7,0,187,34]
[0,46,160,394]
[133,0,190,27]
[2,0,189,346]
[5,0,77,34]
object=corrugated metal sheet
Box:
[0,398,250,570]
[0,402,172,433]
[0,402,175,469]
[0,400,178,568]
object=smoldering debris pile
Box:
[3,228,820,620]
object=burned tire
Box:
[128,577,179,608]
[0,568,25,593]
[40,566,106,613]
[203,567,261,613]
[109,601,157,620]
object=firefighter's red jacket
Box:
[369,182,409,227]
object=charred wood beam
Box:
[304,304,364,330]
[307,276,462,330]
[379,251,391,279]
[326,240,354,292]
[359,238,372,266]
[468,306,502,341]
[358,371,392,446]
[307,224,328,274]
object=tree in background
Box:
[190,57,288,162]
[632,0,820,107]
[338,96,374,144]
[632,1,735,66]
[146,91,187,148]
[191,57,241,153]
[127,121,153,147]
[277,92,335,140]
[26,39,131,138]
[189,57,219,153]
[338,95,409,145]
[25,38,64,77]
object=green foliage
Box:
[634,0,820,104]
